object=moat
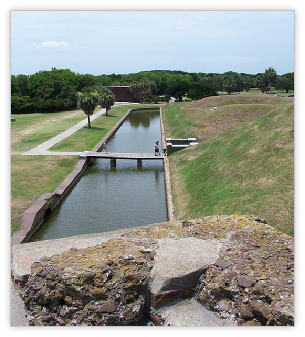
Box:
[30,109,168,241]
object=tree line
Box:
[11,67,294,113]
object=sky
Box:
[11,10,294,76]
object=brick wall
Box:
[106,86,134,102]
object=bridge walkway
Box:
[79,151,165,166]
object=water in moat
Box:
[30,109,168,242]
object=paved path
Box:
[22,108,106,156]
[21,103,141,156]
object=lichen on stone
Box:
[19,215,294,326]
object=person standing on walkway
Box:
[102,142,109,153]
[154,141,160,156]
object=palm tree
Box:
[128,82,142,101]
[264,67,277,94]
[99,90,115,116]
[128,80,156,101]
[76,91,99,128]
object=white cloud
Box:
[42,41,70,48]
[28,40,71,49]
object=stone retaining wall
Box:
[11,159,90,246]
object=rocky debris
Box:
[15,215,294,326]
[195,221,294,326]
[19,238,158,326]
[149,307,165,326]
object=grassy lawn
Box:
[163,93,294,235]
[11,108,101,153]
[11,104,159,235]
[11,155,79,234]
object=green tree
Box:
[128,80,156,101]
[274,76,294,93]
[256,74,269,93]
[223,72,244,92]
[77,74,97,92]
[76,91,99,128]
[99,88,115,116]
[128,82,143,101]
[264,67,277,94]
[223,77,237,95]
[11,95,33,113]
[167,74,191,101]
[242,75,252,92]
[187,82,218,100]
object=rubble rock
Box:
[15,215,294,326]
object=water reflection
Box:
[128,109,158,128]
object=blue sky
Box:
[11,10,294,75]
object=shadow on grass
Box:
[103,114,117,118]
[85,126,105,131]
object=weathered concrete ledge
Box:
[160,107,175,221]
[12,215,294,326]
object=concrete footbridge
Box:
[79,151,165,166]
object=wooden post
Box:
[110,158,116,167]
[137,159,142,167]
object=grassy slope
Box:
[163,94,294,235]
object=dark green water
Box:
[30,109,168,242]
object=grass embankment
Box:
[163,94,294,235]
[217,88,294,96]
[11,104,158,235]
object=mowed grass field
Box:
[11,104,158,235]
[162,93,294,235]
[11,108,93,154]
